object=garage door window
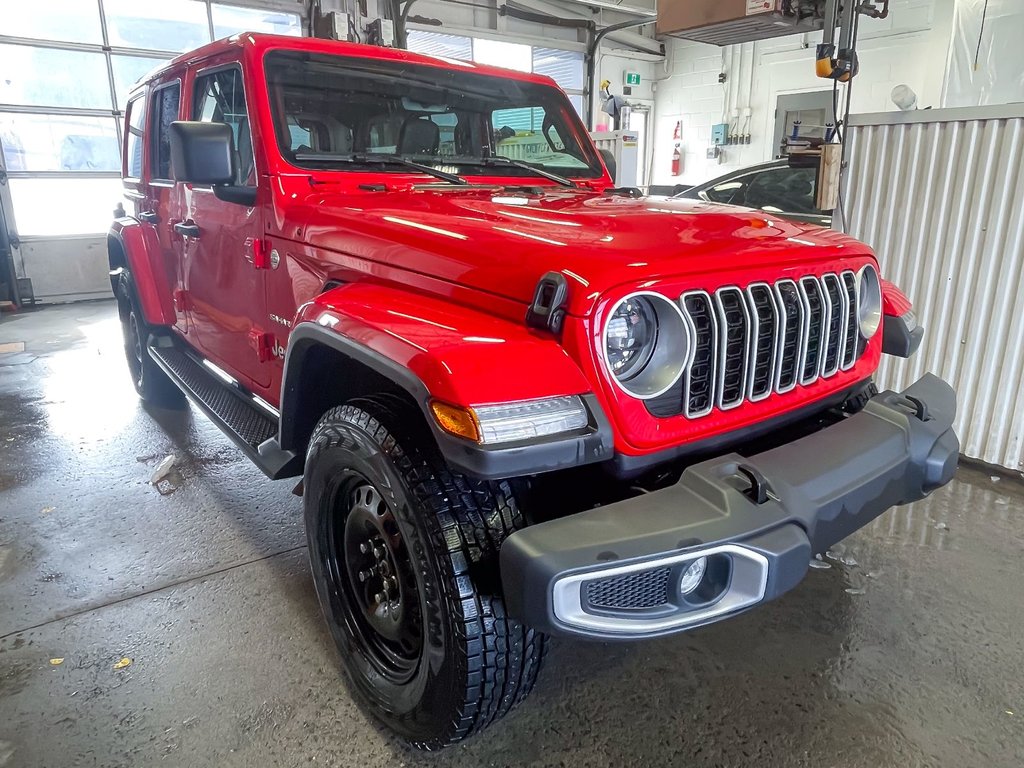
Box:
[407,31,586,119]
[0,45,112,110]
[112,55,169,111]
[103,0,211,52]
[211,3,302,37]
[0,114,120,173]
[0,0,302,248]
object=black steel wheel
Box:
[304,396,545,748]
[115,273,185,408]
[333,477,422,683]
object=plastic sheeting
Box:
[943,0,1024,108]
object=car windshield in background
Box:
[264,50,602,179]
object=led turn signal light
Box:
[430,401,481,443]
[431,396,589,445]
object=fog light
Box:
[678,556,707,595]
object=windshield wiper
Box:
[474,156,577,188]
[293,152,469,185]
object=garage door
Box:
[0,0,301,304]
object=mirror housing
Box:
[169,121,235,185]
[169,121,257,206]
[598,148,616,181]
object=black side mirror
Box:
[599,148,616,181]
[169,121,256,206]
[169,121,235,185]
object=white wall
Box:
[594,52,658,130]
[651,0,954,188]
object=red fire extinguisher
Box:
[671,121,682,176]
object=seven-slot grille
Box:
[674,272,860,418]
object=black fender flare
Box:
[278,324,614,480]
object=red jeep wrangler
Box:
[109,33,959,748]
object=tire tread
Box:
[309,400,545,749]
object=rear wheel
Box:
[115,274,185,408]
[304,397,545,748]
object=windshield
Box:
[264,50,603,179]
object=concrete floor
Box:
[0,301,1022,768]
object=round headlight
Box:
[857,264,882,339]
[603,292,692,399]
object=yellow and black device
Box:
[816,0,889,82]
[815,43,858,82]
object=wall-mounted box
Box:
[711,123,729,145]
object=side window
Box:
[742,168,818,214]
[193,67,254,186]
[703,177,750,205]
[151,83,180,181]
[428,113,458,155]
[491,106,581,166]
[125,92,147,179]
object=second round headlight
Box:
[857,264,883,339]
[603,292,692,399]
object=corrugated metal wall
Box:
[842,105,1024,471]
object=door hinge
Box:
[250,237,271,270]
[248,329,275,362]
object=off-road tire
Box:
[115,273,185,408]
[304,396,545,749]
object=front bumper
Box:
[500,374,959,640]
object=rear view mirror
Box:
[169,121,235,185]
[599,148,616,180]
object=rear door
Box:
[143,78,189,335]
[180,62,269,388]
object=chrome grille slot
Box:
[682,291,717,418]
[821,274,846,377]
[714,287,750,409]
[841,271,858,369]
[799,277,828,384]
[666,271,866,420]
[774,280,805,393]
[746,283,778,401]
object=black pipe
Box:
[585,18,654,128]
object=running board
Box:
[147,336,302,480]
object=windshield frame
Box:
[261,48,604,181]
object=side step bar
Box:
[147,336,302,480]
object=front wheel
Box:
[115,274,184,408]
[303,397,545,748]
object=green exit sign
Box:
[625,71,641,87]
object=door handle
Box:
[174,222,200,238]
[138,211,159,224]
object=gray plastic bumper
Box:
[500,374,959,640]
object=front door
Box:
[180,63,269,389]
